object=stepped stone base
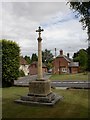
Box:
[15,79,63,106]
[15,92,63,106]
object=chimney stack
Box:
[55,48,56,58]
[67,53,69,58]
[60,50,63,55]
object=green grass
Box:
[50,73,88,81]
[2,87,89,118]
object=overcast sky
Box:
[0,1,88,58]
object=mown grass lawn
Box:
[50,73,88,81]
[2,87,89,118]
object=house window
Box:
[62,68,67,73]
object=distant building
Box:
[29,61,47,75]
[19,56,29,76]
[69,62,79,74]
[52,50,79,74]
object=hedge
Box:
[2,39,20,87]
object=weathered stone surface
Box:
[36,26,44,79]
[14,79,63,106]
[29,80,51,96]
[21,92,54,102]
[15,93,63,106]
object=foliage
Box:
[42,49,53,70]
[24,55,31,64]
[46,62,53,70]
[86,46,90,71]
[0,41,2,87]
[69,1,90,41]
[73,49,88,71]
[68,2,90,72]
[42,49,53,63]
[31,53,38,63]
[19,70,25,77]
[2,39,20,87]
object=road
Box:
[14,74,90,89]
[14,73,51,86]
[51,81,90,89]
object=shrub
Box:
[19,70,25,77]
[2,39,20,87]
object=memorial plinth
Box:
[15,27,63,106]
[29,80,51,96]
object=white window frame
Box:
[62,68,67,73]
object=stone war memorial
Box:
[15,26,63,106]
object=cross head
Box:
[36,26,44,38]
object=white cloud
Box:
[1,2,88,57]
[2,0,68,2]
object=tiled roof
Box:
[29,61,47,68]
[56,55,72,62]
[20,57,28,65]
[69,62,79,67]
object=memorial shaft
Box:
[36,27,44,80]
[38,37,42,79]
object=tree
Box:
[86,46,90,71]
[0,41,2,87]
[24,55,31,64]
[42,49,53,63]
[31,53,38,63]
[69,1,90,41]
[73,49,88,71]
[68,1,90,72]
[42,49,53,70]
[2,39,20,87]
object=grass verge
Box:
[50,73,88,81]
[2,87,89,118]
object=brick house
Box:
[29,61,47,75]
[19,56,29,76]
[52,50,79,74]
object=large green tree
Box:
[69,1,90,71]
[24,55,31,64]
[31,53,38,63]
[2,39,20,87]
[42,49,53,70]
[69,1,90,41]
[73,49,88,71]
[0,41,2,87]
[86,46,90,71]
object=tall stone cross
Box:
[15,26,61,106]
[36,26,44,80]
